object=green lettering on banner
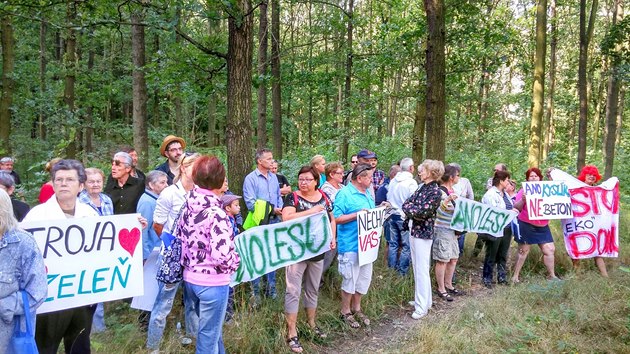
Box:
[230,212,332,286]
[451,198,516,237]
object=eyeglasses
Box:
[53,177,78,185]
[298,178,315,184]
[112,159,129,167]
[332,171,344,175]
[351,160,358,164]
[354,165,374,176]
[168,147,183,153]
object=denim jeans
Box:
[385,214,410,275]
[457,233,466,257]
[251,216,279,298]
[184,282,229,354]
[146,280,199,349]
[91,303,106,333]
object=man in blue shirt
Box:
[242,148,283,300]
[333,163,375,329]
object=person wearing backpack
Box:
[281,166,336,353]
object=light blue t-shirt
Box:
[333,182,375,253]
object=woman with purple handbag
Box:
[0,189,47,353]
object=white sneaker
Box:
[411,311,427,320]
[408,300,416,307]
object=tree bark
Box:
[271,0,282,158]
[543,0,557,161]
[227,0,254,198]
[64,0,77,159]
[424,0,446,161]
[257,0,269,149]
[341,0,354,164]
[0,15,15,153]
[603,0,623,178]
[39,17,47,140]
[131,8,149,171]
[528,0,547,168]
[85,42,95,156]
[577,0,599,172]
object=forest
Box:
[0,0,627,201]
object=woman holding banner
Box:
[0,189,47,354]
[511,168,558,283]
[282,165,336,353]
[480,171,513,287]
[179,155,240,354]
[574,165,608,277]
[402,159,444,320]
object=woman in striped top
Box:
[432,165,460,302]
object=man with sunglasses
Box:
[155,135,186,185]
[105,151,145,215]
[343,154,358,182]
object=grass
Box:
[90,204,629,353]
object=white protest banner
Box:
[21,214,144,314]
[131,248,160,311]
[230,211,332,286]
[522,181,573,220]
[357,207,386,266]
[550,169,620,259]
[450,198,517,237]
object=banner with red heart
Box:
[118,227,141,257]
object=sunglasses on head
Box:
[112,159,128,167]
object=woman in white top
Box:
[480,170,513,288]
[146,153,200,351]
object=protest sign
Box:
[549,169,620,259]
[450,198,517,237]
[522,181,573,220]
[131,248,160,311]
[357,207,386,266]
[230,211,332,286]
[21,214,144,314]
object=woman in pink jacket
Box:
[178,155,240,354]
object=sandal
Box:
[311,326,327,338]
[446,287,462,295]
[437,291,454,302]
[353,311,370,326]
[340,312,361,328]
[287,336,303,353]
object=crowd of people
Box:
[0,137,613,354]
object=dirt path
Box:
[315,261,490,354]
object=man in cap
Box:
[155,135,186,185]
[0,156,21,185]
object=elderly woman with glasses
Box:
[333,163,375,329]
[282,166,336,353]
[147,152,200,351]
[403,159,444,320]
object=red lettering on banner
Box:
[570,185,620,218]
[528,199,542,218]
[597,225,618,254]
[358,230,379,252]
[567,231,596,258]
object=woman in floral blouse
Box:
[178,155,240,354]
[402,159,444,320]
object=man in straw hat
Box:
[155,135,186,185]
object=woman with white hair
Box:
[403,159,444,320]
[0,189,47,353]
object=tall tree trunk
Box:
[424,0,446,161]
[577,0,599,172]
[341,0,354,164]
[152,34,160,125]
[543,0,557,161]
[64,0,77,159]
[271,0,282,158]
[227,0,254,198]
[528,0,547,168]
[257,0,269,149]
[592,74,605,150]
[388,69,402,137]
[39,17,47,140]
[412,95,426,165]
[377,64,385,136]
[0,15,15,153]
[131,7,149,171]
[615,89,624,145]
[174,8,184,137]
[603,0,623,179]
[85,43,95,157]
